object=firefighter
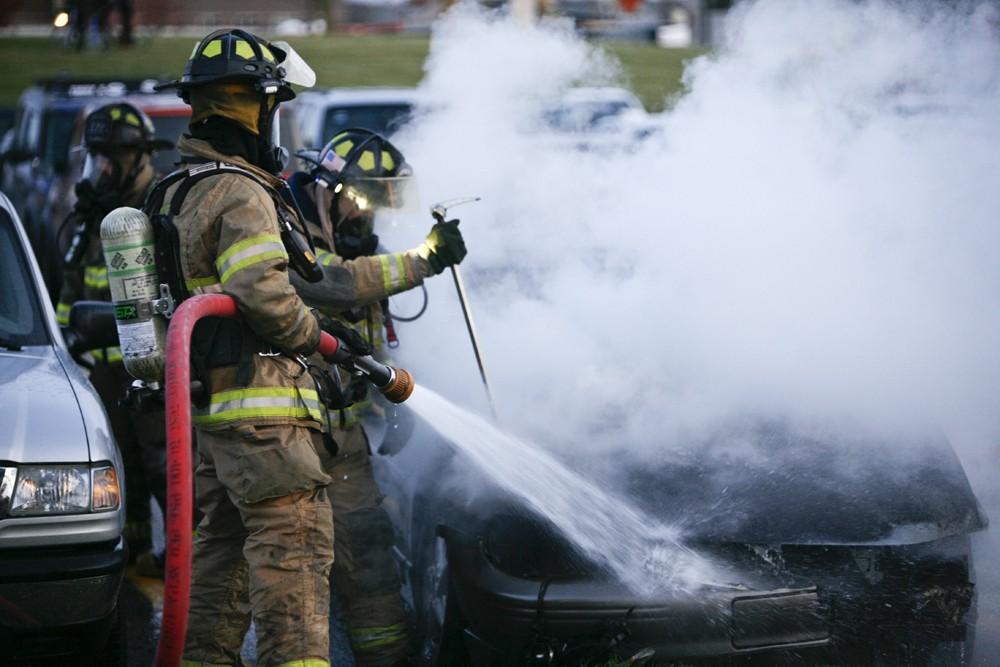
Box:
[56,101,172,561]
[287,129,467,666]
[154,29,362,666]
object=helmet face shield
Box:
[270,41,316,88]
[343,175,418,212]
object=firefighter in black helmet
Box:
[56,101,173,564]
[156,30,360,667]
[287,128,466,666]
[162,27,312,174]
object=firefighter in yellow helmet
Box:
[154,29,365,666]
[56,102,173,561]
[287,129,467,666]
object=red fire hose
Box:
[155,294,341,667]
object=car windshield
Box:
[147,114,189,174]
[42,108,79,171]
[323,104,413,140]
[0,208,48,346]
[544,100,633,131]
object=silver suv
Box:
[0,191,126,663]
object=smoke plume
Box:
[376,0,1000,652]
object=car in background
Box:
[0,78,166,301]
[372,416,985,666]
[538,86,661,152]
[290,87,423,149]
[0,191,127,663]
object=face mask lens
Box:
[334,186,370,224]
[333,207,377,259]
[81,152,117,189]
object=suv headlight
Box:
[7,464,120,516]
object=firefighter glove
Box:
[418,219,467,275]
[317,315,374,357]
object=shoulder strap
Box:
[143,167,190,217]
[166,161,266,216]
[151,160,324,284]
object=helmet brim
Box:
[150,138,175,151]
[156,76,297,103]
[153,79,181,92]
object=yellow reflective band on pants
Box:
[92,346,123,363]
[350,622,407,651]
[192,387,324,426]
[215,234,287,284]
[378,253,411,293]
[84,265,109,289]
[56,302,71,326]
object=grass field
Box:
[0,35,703,111]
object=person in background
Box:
[56,101,172,565]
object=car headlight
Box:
[0,467,16,516]
[91,466,121,512]
[7,465,119,516]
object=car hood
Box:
[614,421,987,546]
[0,348,90,463]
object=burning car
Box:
[372,414,985,666]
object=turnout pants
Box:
[319,426,410,667]
[183,424,334,667]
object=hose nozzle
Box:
[380,366,414,403]
[319,331,415,404]
[340,352,414,404]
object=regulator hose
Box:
[388,283,429,322]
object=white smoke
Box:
[385,0,1000,452]
[373,0,1000,650]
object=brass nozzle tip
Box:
[381,367,414,404]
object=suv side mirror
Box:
[67,300,119,355]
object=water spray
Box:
[431,196,498,420]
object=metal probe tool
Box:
[431,197,498,421]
